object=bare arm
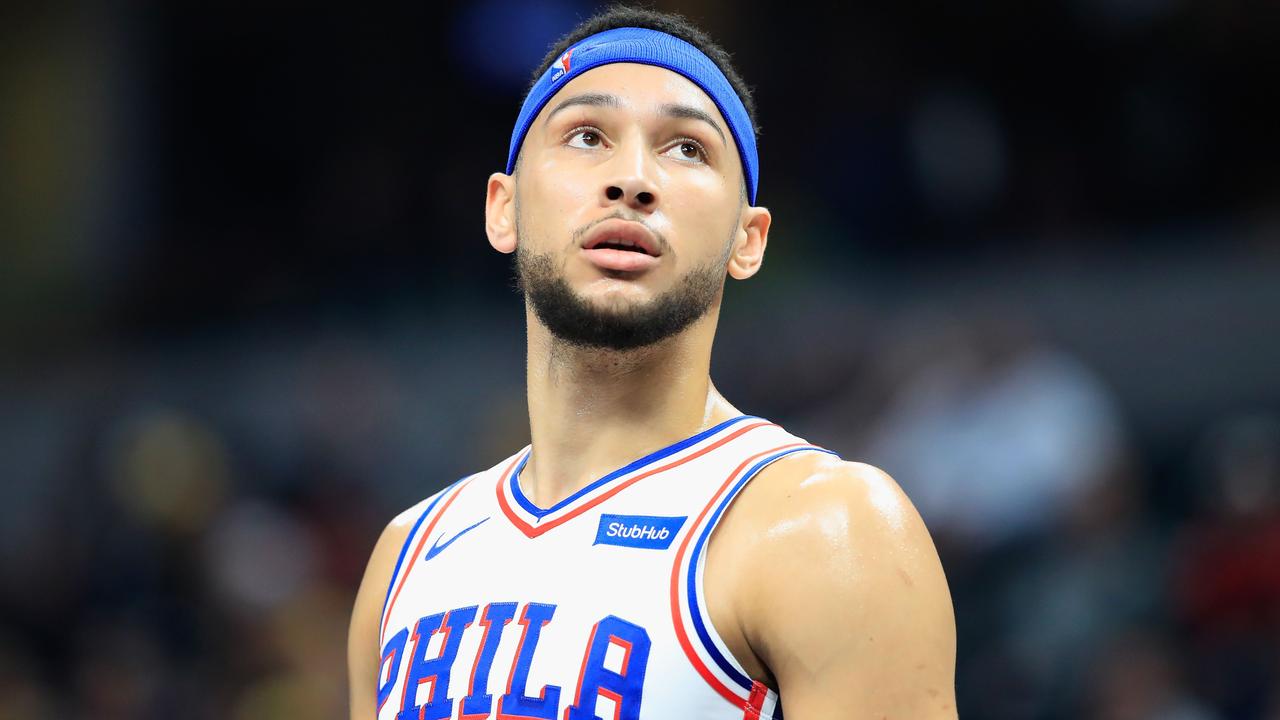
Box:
[730,455,958,718]
[347,512,416,720]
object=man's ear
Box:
[727,205,771,280]
[486,172,517,254]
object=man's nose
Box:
[601,138,659,210]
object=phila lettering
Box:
[381,600,650,720]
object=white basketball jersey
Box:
[375,415,835,720]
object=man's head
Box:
[485,6,771,352]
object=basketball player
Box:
[349,7,956,719]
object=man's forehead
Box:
[544,63,722,118]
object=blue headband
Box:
[506,26,759,204]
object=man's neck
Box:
[521,306,739,509]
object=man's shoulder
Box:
[383,446,524,537]
[729,450,922,545]
[714,448,945,602]
[372,469,483,564]
[712,447,957,716]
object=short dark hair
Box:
[528,5,759,137]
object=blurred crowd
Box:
[2,1,1279,719]
[3,299,1278,719]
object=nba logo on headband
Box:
[551,48,574,83]
[506,27,760,204]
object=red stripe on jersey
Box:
[744,681,769,718]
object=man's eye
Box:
[567,130,603,149]
[663,141,706,163]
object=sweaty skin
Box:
[349,62,956,719]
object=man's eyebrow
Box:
[543,92,621,125]
[543,93,729,148]
[659,103,727,147]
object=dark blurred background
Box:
[2,1,1279,718]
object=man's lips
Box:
[580,219,662,257]
[580,246,661,272]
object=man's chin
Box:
[517,247,721,352]
[577,289,658,316]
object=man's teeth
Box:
[595,239,643,252]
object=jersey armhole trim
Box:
[378,474,474,644]
[669,442,838,716]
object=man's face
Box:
[508,63,749,351]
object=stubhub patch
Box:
[594,513,686,550]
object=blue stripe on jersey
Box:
[380,475,470,625]
[685,446,840,690]
[509,415,760,519]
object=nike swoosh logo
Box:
[424,517,489,562]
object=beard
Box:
[513,227,729,352]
